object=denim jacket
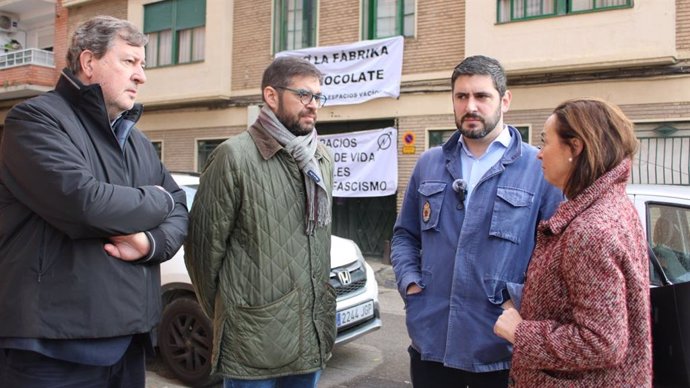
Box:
[391,126,562,372]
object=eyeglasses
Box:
[275,86,327,108]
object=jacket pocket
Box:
[233,288,301,369]
[404,270,432,347]
[418,182,446,231]
[489,187,534,244]
[483,277,511,306]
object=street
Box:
[146,259,412,388]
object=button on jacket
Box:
[392,126,562,372]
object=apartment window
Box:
[427,129,455,149]
[497,0,632,23]
[363,0,415,39]
[151,141,163,160]
[515,126,530,144]
[144,0,206,67]
[197,139,224,172]
[274,0,317,52]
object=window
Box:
[144,0,206,67]
[515,125,530,144]
[427,129,455,149]
[363,0,415,39]
[649,203,690,285]
[274,0,317,53]
[151,141,163,160]
[197,139,224,172]
[497,0,632,23]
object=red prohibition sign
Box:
[403,132,415,146]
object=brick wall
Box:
[66,0,128,46]
[403,0,465,75]
[231,0,466,92]
[504,108,553,144]
[231,1,273,91]
[319,0,360,46]
[143,125,246,172]
[54,0,69,79]
[1,66,56,89]
[395,113,455,208]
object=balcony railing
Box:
[0,48,54,69]
[632,136,690,185]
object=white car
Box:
[627,184,690,387]
[157,172,382,385]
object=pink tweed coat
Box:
[511,160,652,387]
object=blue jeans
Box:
[223,370,322,388]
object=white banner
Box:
[319,128,398,197]
[276,36,404,106]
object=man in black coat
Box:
[0,15,188,388]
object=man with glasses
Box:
[391,55,562,388]
[185,56,334,388]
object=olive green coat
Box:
[185,123,336,379]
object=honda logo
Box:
[337,270,352,285]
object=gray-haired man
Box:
[0,15,188,387]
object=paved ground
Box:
[146,257,400,388]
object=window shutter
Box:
[176,0,206,30]
[144,1,173,33]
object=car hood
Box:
[330,235,361,268]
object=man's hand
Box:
[494,307,523,344]
[104,232,151,262]
[406,283,423,295]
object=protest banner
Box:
[319,127,398,197]
[277,36,404,106]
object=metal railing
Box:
[0,48,54,69]
[632,136,690,185]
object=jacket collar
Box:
[249,122,283,160]
[442,125,522,163]
[248,117,325,162]
[441,125,522,181]
[55,68,143,126]
[541,159,632,236]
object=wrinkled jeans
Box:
[223,370,321,388]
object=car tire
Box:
[158,296,216,387]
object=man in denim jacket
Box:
[391,55,562,388]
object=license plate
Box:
[336,300,374,329]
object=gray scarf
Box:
[258,105,330,235]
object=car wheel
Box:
[159,296,215,386]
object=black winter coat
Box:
[0,69,188,339]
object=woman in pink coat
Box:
[494,98,652,387]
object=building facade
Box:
[1,0,690,256]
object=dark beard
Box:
[276,106,313,136]
[456,108,501,139]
